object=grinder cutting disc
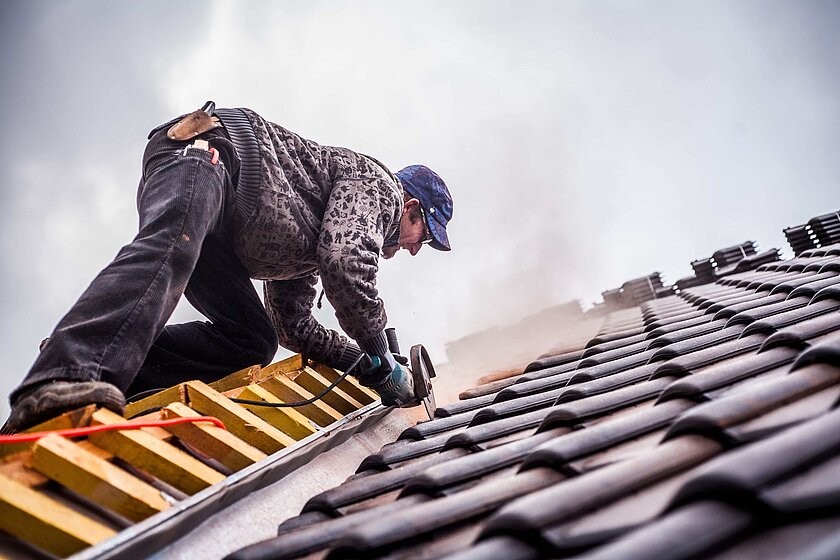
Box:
[409,344,437,421]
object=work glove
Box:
[357,351,399,387]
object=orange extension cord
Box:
[0,416,227,444]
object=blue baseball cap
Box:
[396,165,453,251]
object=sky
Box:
[1,0,838,420]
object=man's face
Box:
[382,198,428,259]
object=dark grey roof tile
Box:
[724,296,810,325]
[665,363,840,444]
[480,435,722,536]
[537,378,673,432]
[813,282,840,302]
[760,270,822,293]
[456,378,518,400]
[695,286,761,313]
[436,393,498,417]
[708,515,840,560]
[227,494,431,560]
[574,500,752,560]
[378,521,486,560]
[791,331,840,369]
[304,448,469,514]
[657,346,799,403]
[645,319,727,349]
[742,269,796,289]
[644,314,715,340]
[581,333,649,358]
[650,333,766,379]
[540,468,694,554]
[400,428,570,496]
[564,428,670,475]
[703,367,789,401]
[275,510,332,537]
[523,348,584,372]
[809,256,840,272]
[643,309,706,328]
[701,291,768,313]
[521,399,693,472]
[482,385,572,419]
[494,372,577,402]
[725,384,840,442]
[710,293,788,319]
[437,536,539,560]
[515,360,579,383]
[358,432,456,471]
[670,406,840,509]
[398,409,481,440]
[787,273,840,299]
[649,325,745,362]
[327,469,564,556]
[760,452,840,515]
[568,362,658,386]
[742,299,840,336]
[760,312,840,352]
[577,340,651,368]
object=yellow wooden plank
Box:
[124,385,185,419]
[88,408,225,495]
[290,367,363,415]
[313,363,378,405]
[208,364,265,393]
[0,471,116,557]
[0,453,48,488]
[259,354,305,376]
[0,405,98,459]
[259,375,343,427]
[236,385,317,440]
[184,381,295,455]
[160,402,266,472]
[32,434,170,522]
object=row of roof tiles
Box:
[227,241,840,559]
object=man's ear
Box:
[403,198,421,213]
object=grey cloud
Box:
[1,1,839,419]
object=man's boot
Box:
[1,381,125,434]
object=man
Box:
[3,102,453,433]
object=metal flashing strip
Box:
[71,401,391,560]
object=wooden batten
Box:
[88,408,225,495]
[160,402,266,472]
[0,405,98,459]
[258,375,343,427]
[31,434,170,522]
[236,385,318,440]
[0,471,116,557]
[208,364,265,393]
[124,385,185,419]
[291,367,364,415]
[313,363,378,405]
[183,381,296,455]
[260,354,305,376]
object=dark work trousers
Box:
[10,124,278,404]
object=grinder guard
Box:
[409,344,437,421]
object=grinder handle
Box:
[385,328,401,354]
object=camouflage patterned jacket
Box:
[216,108,403,367]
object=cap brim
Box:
[427,214,451,251]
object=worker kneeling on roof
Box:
[2,102,453,433]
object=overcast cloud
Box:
[1,0,838,420]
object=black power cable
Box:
[230,355,366,408]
